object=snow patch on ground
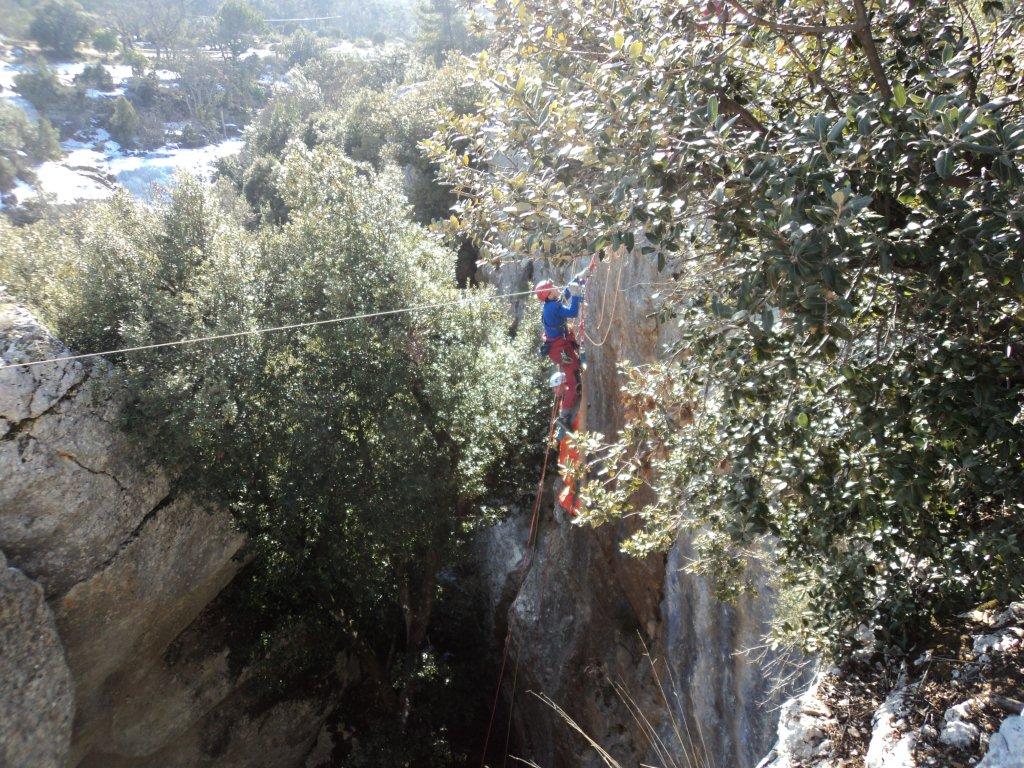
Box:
[109,139,244,202]
[14,131,243,205]
[0,58,39,120]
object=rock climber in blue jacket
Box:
[534,260,595,434]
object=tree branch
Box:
[718,91,768,134]
[781,36,841,111]
[851,0,893,100]
[723,0,864,36]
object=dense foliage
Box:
[214,0,266,58]
[0,147,540,761]
[430,0,1024,653]
[226,49,480,225]
[416,0,483,65]
[29,0,93,56]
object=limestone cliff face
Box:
[0,300,340,768]
[0,549,74,768]
[477,253,799,768]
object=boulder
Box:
[1,302,169,597]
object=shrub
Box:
[74,63,114,92]
[124,47,150,76]
[281,27,326,69]
[107,96,141,146]
[29,0,93,57]
[14,65,72,113]
[0,104,62,192]
[32,118,61,162]
[0,156,16,192]
[92,28,120,58]
[213,0,265,59]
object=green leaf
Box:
[796,412,810,428]
[828,116,848,141]
[893,83,907,108]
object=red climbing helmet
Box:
[534,279,556,301]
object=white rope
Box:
[0,288,539,372]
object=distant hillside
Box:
[0,0,36,39]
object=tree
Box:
[29,0,93,57]
[214,0,265,59]
[92,28,120,59]
[107,96,141,146]
[13,64,72,112]
[415,0,481,65]
[74,63,115,91]
[0,105,62,193]
[429,0,1024,654]
[281,27,326,68]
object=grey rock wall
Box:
[0,299,340,768]
[478,251,799,768]
[0,550,74,768]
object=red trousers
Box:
[547,334,582,412]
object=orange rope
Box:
[481,265,604,766]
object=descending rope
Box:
[0,289,539,372]
[480,395,561,767]
[480,262,603,766]
[585,257,626,349]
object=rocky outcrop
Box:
[758,603,1024,768]
[0,299,342,768]
[478,252,801,768]
[0,550,74,768]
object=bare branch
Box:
[851,0,893,100]
[718,91,768,133]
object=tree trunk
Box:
[395,547,442,724]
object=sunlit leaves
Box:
[435,0,1024,653]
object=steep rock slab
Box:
[74,584,346,768]
[662,538,793,768]
[1,302,250,766]
[482,252,797,767]
[0,550,74,768]
[59,495,246,762]
[0,302,169,597]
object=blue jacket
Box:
[542,288,581,340]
